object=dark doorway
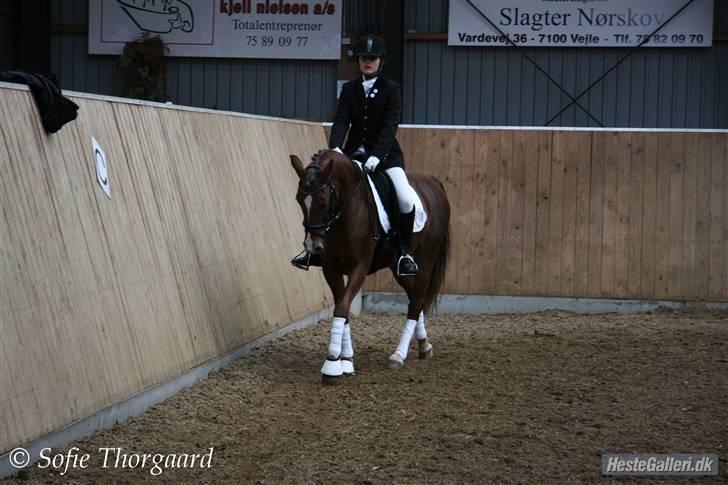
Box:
[0,0,18,71]
[0,0,50,74]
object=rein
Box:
[301,161,366,236]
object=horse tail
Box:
[423,189,450,314]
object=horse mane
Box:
[310,149,354,173]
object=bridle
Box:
[299,162,365,237]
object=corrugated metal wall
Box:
[403,0,728,128]
[50,0,338,120]
[49,0,728,127]
[343,0,386,34]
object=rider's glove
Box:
[364,155,380,172]
[333,147,344,154]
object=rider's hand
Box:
[333,147,344,154]
[364,155,380,172]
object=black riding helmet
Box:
[348,35,387,59]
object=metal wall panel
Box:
[404,0,728,128]
[163,58,336,119]
[403,41,727,128]
[50,0,337,120]
[716,0,728,32]
[343,0,386,33]
[47,0,727,127]
[405,0,447,33]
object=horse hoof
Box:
[418,344,433,359]
[387,353,404,369]
[321,374,342,385]
[341,359,355,376]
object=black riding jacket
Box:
[328,75,405,170]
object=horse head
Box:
[290,150,339,255]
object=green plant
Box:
[118,33,169,101]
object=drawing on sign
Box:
[117,0,194,33]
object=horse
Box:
[290,149,451,384]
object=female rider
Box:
[292,35,419,276]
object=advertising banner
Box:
[448,0,714,48]
[89,0,342,59]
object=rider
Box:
[292,34,419,277]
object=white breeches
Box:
[385,167,417,213]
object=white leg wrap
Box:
[415,311,427,340]
[328,317,346,358]
[395,319,417,359]
[341,323,354,358]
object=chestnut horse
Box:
[291,149,450,384]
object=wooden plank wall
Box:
[0,85,331,453]
[367,128,728,302]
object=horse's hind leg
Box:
[415,311,433,359]
[387,270,431,369]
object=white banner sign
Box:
[449,0,714,48]
[89,0,342,59]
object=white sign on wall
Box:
[449,0,714,48]
[89,0,342,59]
[92,137,111,198]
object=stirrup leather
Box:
[291,250,311,270]
[397,254,419,276]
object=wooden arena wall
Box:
[367,127,728,302]
[0,85,331,454]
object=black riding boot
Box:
[397,208,419,276]
[291,251,322,270]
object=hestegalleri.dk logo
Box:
[602,453,718,476]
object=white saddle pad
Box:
[352,161,427,234]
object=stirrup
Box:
[291,250,311,270]
[397,254,419,276]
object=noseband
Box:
[300,162,364,237]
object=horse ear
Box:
[290,155,305,178]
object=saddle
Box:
[359,167,401,275]
[366,169,400,236]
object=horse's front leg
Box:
[321,264,368,384]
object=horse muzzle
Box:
[304,231,326,254]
